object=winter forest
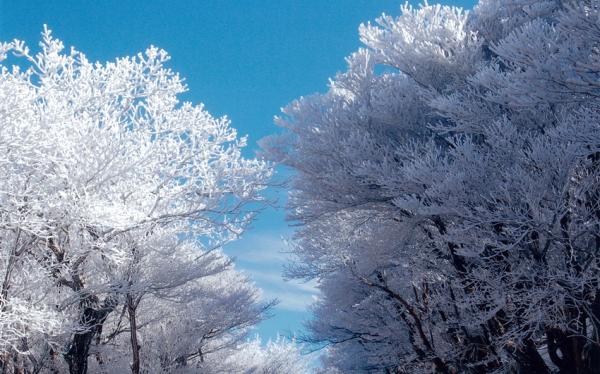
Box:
[1,0,600,373]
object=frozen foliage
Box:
[263,1,600,373]
[212,337,308,374]
[0,29,308,374]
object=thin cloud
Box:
[225,231,320,312]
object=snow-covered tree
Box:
[264,1,600,373]
[211,336,308,374]
[0,28,275,374]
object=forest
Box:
[1,0,600,373]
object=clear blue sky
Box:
[0,0,474,345]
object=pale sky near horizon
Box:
[0,0,475,346]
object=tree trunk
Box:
[127,294,141,374]
[64,307,98,374]
[547,327,600,374]
[1,230,22,308]
[511,338,551,374]
[64,297,116,374]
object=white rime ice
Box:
[0,29,305,373]
[263,1,600,373]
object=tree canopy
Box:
[263,1,600,372]
[0,28,306,374]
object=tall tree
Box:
[0,28,279,373]
[264,1,600,372]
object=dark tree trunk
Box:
[64,297,116,374]
[65,323,94,374]
[547,327,600,374]
[511,338,551,374]
[127,294,141,374]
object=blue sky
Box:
[0,0,474,345]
